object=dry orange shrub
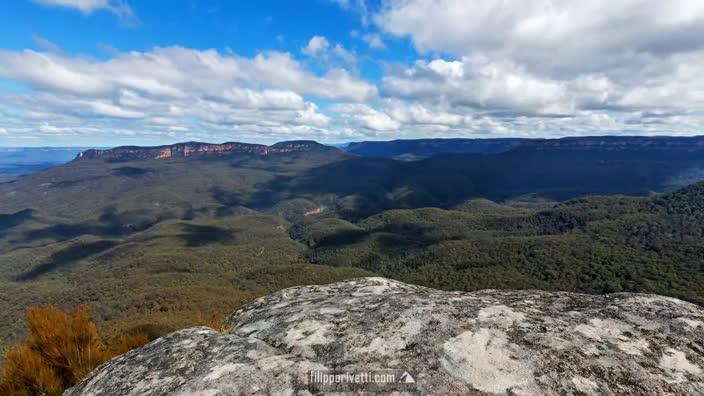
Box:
[0,343,64,396]
[195,311,231,333]
[109,331,150,357]
[0,306,225,395]
[0,306,150,396]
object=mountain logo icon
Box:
[399,371,415,384]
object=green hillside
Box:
[0,213,372,350]
[296,187,704,304]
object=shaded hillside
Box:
[0,212,372,350]
[345,135,704,160]
[284,143,704,215]
[0,151,348,231]
[3,137,703,225]
[344,138,528,158]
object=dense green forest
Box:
[293,184,704,304]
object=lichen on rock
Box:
[66,277,704,395]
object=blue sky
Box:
[2,1,387,60]
[0,0,703,146]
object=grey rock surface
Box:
[66,277,704,395]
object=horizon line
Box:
[3,134,704,149]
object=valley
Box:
[1,137,704,352]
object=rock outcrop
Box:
[75,140,337,161]
[66,277,704,395]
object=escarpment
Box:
[75,140,337,161]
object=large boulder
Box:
[66,277,704,395]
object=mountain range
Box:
[1,136,704,352]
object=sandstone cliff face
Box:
[75,140,334,161]
[66,278,704,395]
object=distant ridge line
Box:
[75,140,336,161]
[75,135,704,161]
[344,135,704,158]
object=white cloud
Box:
[363,33,386,50]
[85,100,145,119]
[330,0,371,25]
[295,103,332,127]
[349,0,704,138]
[303,35,330,56]
[0,46,378,143]
[34,0,114,13]
[332,103,400,131]
[218,88,305,110]
[383,100,467,127]
[383,57,571,115]
[301,36,359,71]
[33,0,135,22]
[0,47,375,102]
[31,34,60,53]
[374,0,704,105]
[4,1,704,144]
[375,0,704,75]
[332,44,357,64]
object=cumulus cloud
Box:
[344,0,704,138]
[303,35,330,56]
[375,0,704,75]
[0,47,375,102]
[383,57,572,115]
[383,100,468,127]
[302,35,358,68]
[4,1,704,144]
[332,103,400,131]
[378,51,704,119]
[0,46,377,143]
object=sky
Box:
[0,0,703,146]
